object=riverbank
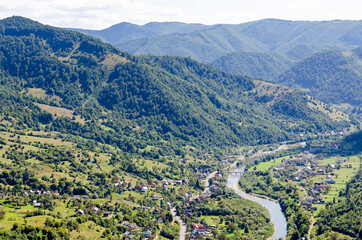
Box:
[227,167,287,240]
[231,180,277,240]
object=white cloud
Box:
[0,0,360,29]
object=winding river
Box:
[227,166,287,240]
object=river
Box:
[227,166,287,240]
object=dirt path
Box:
[308,216,315,240]
[298,186,308,206]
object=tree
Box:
[290,230,300,240]
[0,208,5,220]
[218,233,227,240]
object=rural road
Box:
[171,207,186,240]
[171,171,217,240]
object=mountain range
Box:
[0,16,355,158]
[74,18,362,63]
[73,18,362,117]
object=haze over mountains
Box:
[74,19,362,62]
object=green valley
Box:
[0,15,360,240]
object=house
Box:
[182,178,189,185]
[293,177,301,182]
[157,218,163,223]
[214,174,222,178]
[150,183,156,188]
[114,182,123,187]
[144,230,152,238]
[91,207,99,212]
[302,202,312,208]
[141,186,148,192]
[152,195,160,200]
[34,203,41,207]
[124,231,133,239]
[175,180,182,185]
[82,195,89,199]
[129,223,138,229]
[324,180,335,184]
[184,192,193,198]
[317,168,325,174]
[73,195,81,199]
[77,209,84,215]
[122,221,130,227]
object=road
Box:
[171,207,187,240]
[170,171,217,240]
[202,171,217,195]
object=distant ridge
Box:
[73,19,362,62]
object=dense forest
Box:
[276,48,362,117]
[0,16,354,158]
[210,52,292,80]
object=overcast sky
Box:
[0,0,361,30]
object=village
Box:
[271,150,359,212]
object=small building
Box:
[122,221,130,227]
[324,180,335,184]
[130,223,138,229]
[144,230,152,238]
[152,195,160,200]
[103,212,110,217]
[77,209,84,215]
[124,231,133,239]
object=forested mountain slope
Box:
[0,16,356,157]
[210,52,293,80]
[276,47,362,118]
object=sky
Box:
[0,0,361,30]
